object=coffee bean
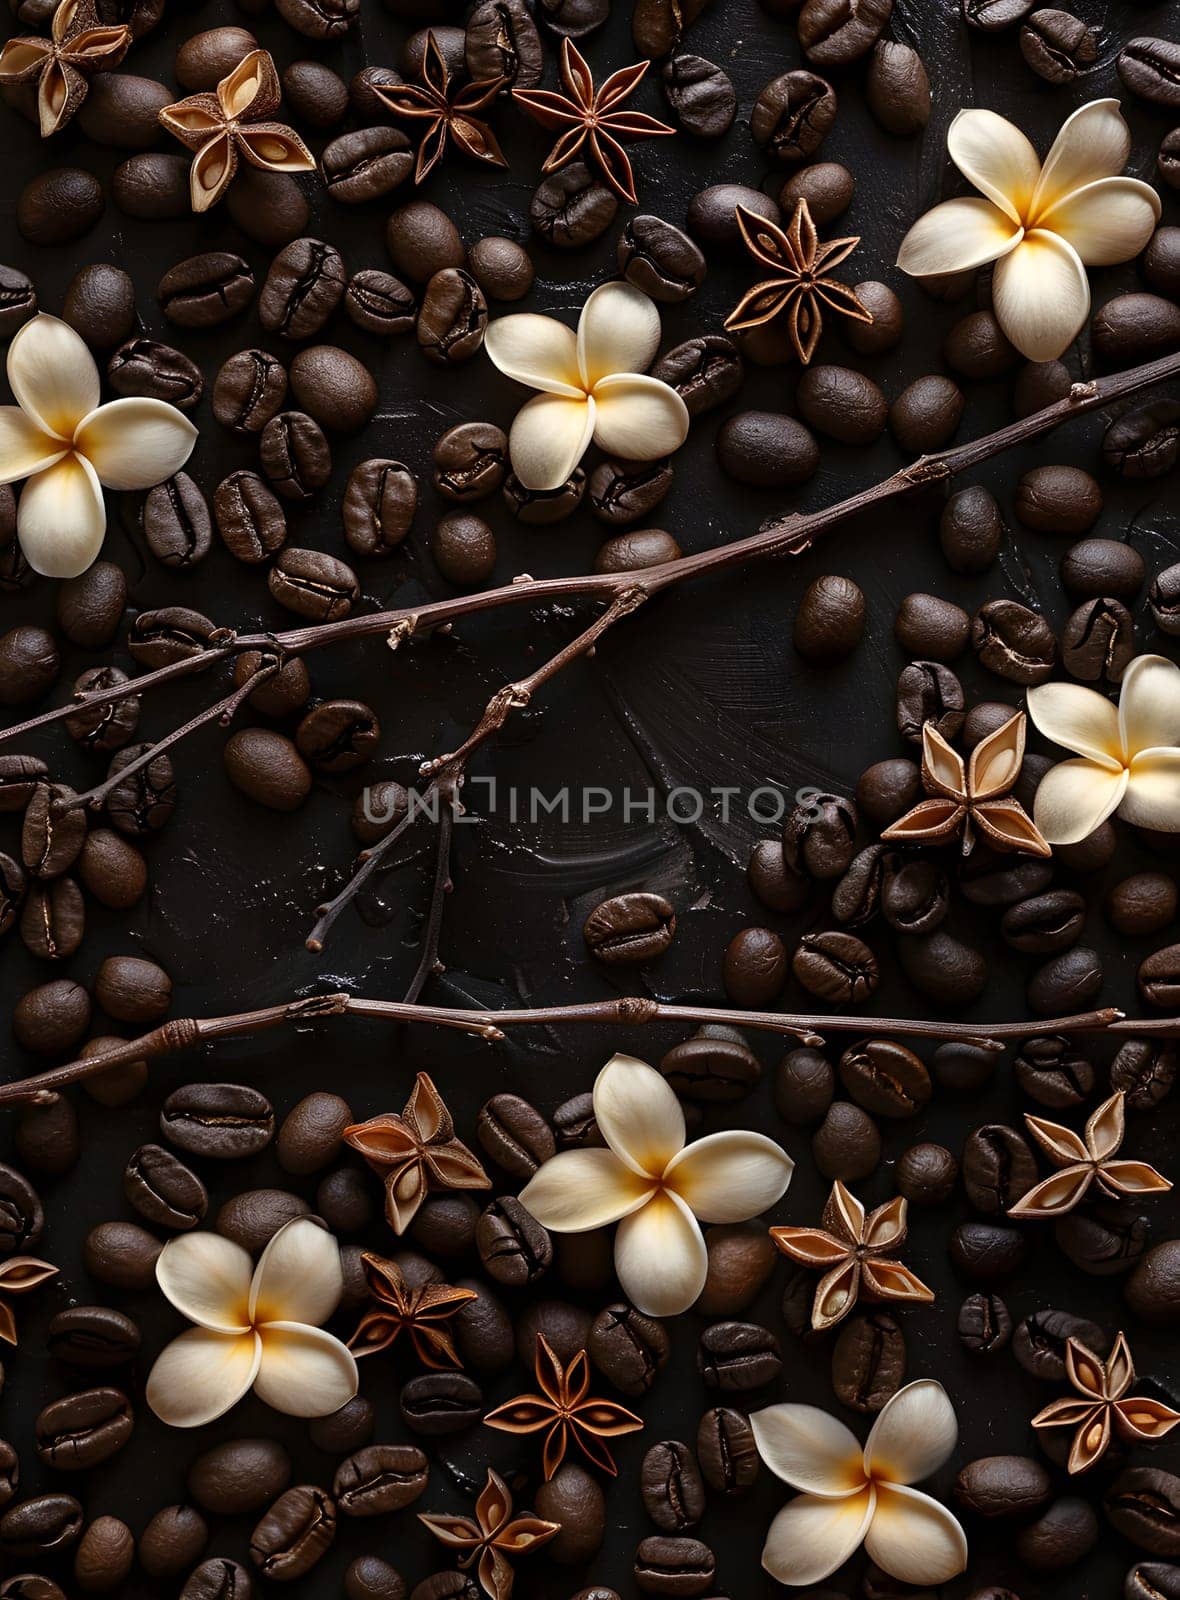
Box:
[181,1559,254,1600]
[661,54,735,137]
[949,1221,1029,1281]
[0,267,37,337]
[717,411,818,488]
[18,168,103,243]
[589,1303,669,1395]
[642,1442,705,1533]
[747,839,809,912]
[1105,402,1180,479]
[289,346,378,432]
[95,955,170,1023]
[187,1440,290,1519]
[140,473,211,568]
[158,253,253,329]
[160,1083,274,1161]
[124,1144,206,1230]
[813,1100,880,1179]
[62,669,136,755]
[889,374,964,453]
[345,1559,407,1600]
[399,1373,483,1436]
[583,892,676,964]
[1141,944,1180,1008]
[797,364,887,443]
[633,1535,715,1597]
[1119,37,1180,107]
[174,24,256,88]
[695,1406,758,1496]
[955,1455,1051,1519]
[1013,1307,1104,1380]
[1055,1199,1148,1278]
[972,599,1057,685]
[216,1190,309,1253]
[831,845,889,930]
[0,628,58,707]
[260,413,331,503]
[21,786,85,881]
[686,186,779,259]
[82,1220,159,1289]
[780,161,855,225]
[531,162,618,247]
[618,215,706,304]
[962,0,1033,25]
[111,151,189,218]
[271,1092,351,1176]
[102,745,177,839]
[798,0,891,62]
[1112,1038,1177,1112]
[1095,292,1180,368]
[1001,889,1085,955]
[1127,1563,1180,1600]
[894,1144,957,1209]
[466,0,542,85]
[62,264,134,352]
[46,1306,139,1371]
[296,700,380,773]
[282,57,348,126]
[74,1514,134,1591]
[212,350,288,436]
[308,1395,373,1457]
[1028,946,1104,1015]
[0,853,25,937]
[333,1446,428,1517]
[1021,7,1096,81]
[343,458,417,555]
[866,39,930,133]
[431,513,496,585]
[418,269,487,365]
[661,1028,760,1103]
[1014,1035,1094,1107]
[322,128,413,204]
[539,0,608,35]
[751,70,836,163]
[1152,562,1180,637]
[443,1277,510,1374]
[940,484,1004,574]
[14,1092,78,1176]
[35,1389,132,1470]
[213,471,286,564]
[697,1223,776,1315]
[1061,537,1144,600]
[632,0,707,53]
[250,1486,335,1581]
[895,591,971,661]
[940,311,1018,382]
[1107,1469,1180,1555]
[466,237,533,302]
[0,1495,84,1557]
[383,202,462,287]
[830,1312,905,1416]
[269,548,359,622]
[958,1291,1012,1354]
[477,1197,551,1286]
[108,338,202,407]
[791,931,876,1001]
[476,1095,554,1180]
[536,1463,604,1564]
[773,1047,833,1124]
[723,927,787,1004]
[789,575,865,665]
[838,1038,930,1117]
[0,757,46,814]
[259,239,346,341]
[1061,597,1134,682]
[1017,1496,1099,1571]
[1146,223,1180,288]
[961,1123,1038,1215]
[651,334,743,417]
[315,1170,372,1235]
[277,0,357,40]
[20,876,84,961]
[222,732,310,812]
[589,457,673,524]
[1016,464,1102,534]
[12,979,90,1057]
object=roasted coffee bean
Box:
[1152,563,1180,637]
[466,237,533,302]
[5,1571,65,1597]
[180,1559,254,1600]
[619,215,706,304]
[661,1027,760,1103]
[633,1535,715,1597]
[35,1389,132,1470]
[780,160,855,225]
[1095,292,1180,368]
[111,151,189,218]
[813,1100,880,1179]
[296,700,379,773]
[432,424,506,506]
[418,269,487,365]
[794,930,878,1003]
[124,1144,205,1230]
[586,461,669,529]
[895,1141,958,1204]
[1021,7,1096,81]
[343,458,417,555]
[1001,889,1085,954]
[385,202,463,286]
[1125,1239,1180,1325]
[717,411,818,489]
[797,364,887,443]
[322,128,413,203]
[62,263,134,351]
[698,1322,782,1392]
[1141,945,1180,1008]
[290,345,378,433]
[17,167,103,244]
[399,1373,483,1436]
[53,564,124,653]
[1127,1563,1180,1600]
[1104,402,1180,479]
[409,1576,479,1600]
[1112,1038,1178,1110]
[536,1464,605,1564]
[642,1442,705,1533]
[315,1170,372,1235]
[1014,1035,1094,1107]
[276,0,357,39]
[962,0,1033,25]
[128,607,220,671]
[943,310,1018,381]
[553,1093,601,1149]
[972,599,1057,685]
[632,0,707,53]
[161,1083,274,1160]
[940,484,1004,574]
[962,1123,1038,1214]
[15,1093,79,1176]
[723,927,787,1005]
[0,1165,42,1260]
[1017,464,1102,534]
[79,1034,149,1108]
[1107,1469,1180,1555]
[0,1495,84,1557]
[791,575,865,664]
[175,25,256,89]
[64,669,138,755]
[74,1515,135,1591]
[46,1306,139,1369]
[855,759,920,828]
[477,1197,552,1286]
[783,794,857,879]
[949,1221,1029,1281]
[158,253,253,329]
[696,1406,758,1496]
[894,592,970,662]
[774,1047,834,1124]
[651,334,743,416]
[216,1190,309,1253]
[20,785,85,882]
[445,1277,512,1373]
[476,1095,554,1179]
[531,162,617,247]
[0,853,25,937]
[94,955,170,1023]
[798,0,890,63]
[259,239,346,340]
[589,1303,669,1395]
[1055,1199,1149,1278]
[214,471,286,564]
[250,1486,335,1580]
[1146,223,1180,287]
[269,549,359,623]
[189,1439,291,1518]
[345,269,415,336]
[282,58,348,127]
[466,0,542,85]
[108,338,202,407]
[0,267,36,337]
[961,844,1053,907]
[275,1092,351,1176]
[431,513,495,585]
[1062,538,1145,600]
[213,350,287,436]
[1119,37,1180,107]
[890,374,964,453]
[539,0,608,35]
[838,1039,930,1117]
[103,745,177,837]
[1029,946,1104,1015]
[751,70,836,163]
[307,1395,374,1455]
[747,839,809,912]
[231,652,309,720]
[697,1223,776,1315]
[142,473,212,568]
[260,413,331,502]
[955,1456,1051,1520]
[0,1442,15,1511]
[865,38,929,134]
[20,878,84,961]
[333,1446,428,1516]
[13,979,90,1056]
[0,756,47,814]
[880,858,950,936]
[831,1310,905,1413]
[1014,1308,1104,1380]
[935,1041,999,1095]
[958,1291,1012,1354]
[83,1220,160,1289]
[690,186,782,260]
[661,54,735,137]
[0,628,59,707]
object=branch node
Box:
[387,617,418,651]
[1069,380,1098,402]
[615,996,661,1023]
[512,572,535,584]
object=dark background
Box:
[1,0,1179,1593]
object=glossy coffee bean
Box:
[344,459,417,554]
[260,238,346,339]
[832,1310,905,1412]
[161,1083,274,1159]
[467,237,533,302]
[260,413,331,502]
[958,1291,1012,1354]
[1112,1039,1178,1111]
[949,1222,1029,1281]
[1013,1307,1104,1380]
[189,1439,291,1517]
[94,956,170,1022]
[477,1198,552,1286]
[723,927,787,1005]
[346,269,416,335]
[1021,7,1096,81]
[972,599,1057,685]
[641,1442,705,1533]
[662,54,735,137]
[322,128,413,202]
[431,514,495,585]
[1014,1035,1094,1107]
[940,484,1004,574]
[1093,293,1180,367]
[530,163,618,248]
[333,1446,428,1516]
[589,1304,669,1396]
[139,1505,208,1580]
[618,215,705,302]
[296,701,379,773]
[83,1221,160,1289]
[0,1495,84,1557]
[1104,402,1180,479]
[250,1486,335,1581]
[962,1123,1037,1214]
[476,1095,554,1179]
[418,269,487,365]
[633,1535,715,1597]
[181,1559,254,1600]
[838,1039,930,1117]
[123,1144,205,1230]
[216,1190,309,1253]
[751,69,836,163]
[399,1373,483,1436]
[212,350,287,436]
[1127,1564,1180,1600]
[793,575,865,663]
[797,364,887,443]
[1106,1469,1180,1556]
[269,548,359,623]
[890,374,964,453]
[289,346,378,432]
[954,1456,1050,1519]
[895,1142,957,1204]
[813,1101,880,1180]
[276,1093,352,1175]
[695,1406,758,1496]
[433,423,507,503]
[34,1389,132,1470]
[46,1306,139,1369]
[661,1027,760,1103]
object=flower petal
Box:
[761,1488,876,1586]
[156,1232,253,1333]
[863,1380,959,1485]
[507,391,596,491]
[7,314,97,437]
[1033,758,1129,847]
[253,1322,359,1417]
[948,108,1041,221]
[593,1052,684,1177]
[1121,751,1180,833]
[518,1148,653,1231]
[74,398,197,491]
[590,374,689,462]
[17,453,107,579]
[614,1188,707,1317]
[1118,654,1180,758]
[250,1217,342,1327]
[750,1403,863,1495]
[1026,680,1122,764]
[0,407,67,485]
[1036,177,1160,267]
[896,197,1022,276]
[1033,98,1132,213]
[577,280,662,388]
[665,1130,793,1223]
[146,1328,261,1427]
[483,313,582,397]
[992,230,1090,361]
[864,1484,968,1587]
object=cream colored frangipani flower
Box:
[897,99,1160,361]
[1027,653,1180,845]
[483,281,690,492]
[518,1053,793,1317]
[146,1217,358,1428]
[0,314,197,578]
[752,1380,968,1589]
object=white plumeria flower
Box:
[0,313,197,578]
[518,1053,794,1317]
[482,280,690,492]
[897,99,1160,361]
[1027,653,1180,846]
[146,1217,358,1428]
[752,1380,968,1589]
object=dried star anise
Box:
[343,1072,491,1235]
[483,1334,643,1478]
[513,36,675,205]
[770,1181,934,1332]
[373,31,507,184]
[724,199,872,365]
[881,711,1051,857]
[0,1255,58,1344]
[1032,1330,1180,1473]
[159,48,315,213]
[419,1468,559,1600]
[1008,1090,1171,1220]
[0,0,130,137]
[348,1252,476,1370]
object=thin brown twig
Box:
[3,995,1176,1108]
[402,773,457,1004]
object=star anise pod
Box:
[483,1334,643,1478]
[1008,1091,1171,1220]
[0,0,130,137]
[158,48,315,213]
[1032,1330,1180,1474]
[372,31,506,185]
[419,1468,559,1600]
[724,200,872,365]
[348,1252,476,1370]
[881,712,1051,858]
[343,1072,491,1235]
[769,1181,934,1332]
[0,1255,58,1345]
[513,37,675,205]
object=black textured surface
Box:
[2,0,1180,1595]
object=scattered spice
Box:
[0,1256,58,1345]
[1009,1090,1171,1218]
[373,31,507,183]
[1031,1330,1180,1473]
[348,1252,476,1369]
[484,1334,643,1477]
[419,1468,559,1600]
